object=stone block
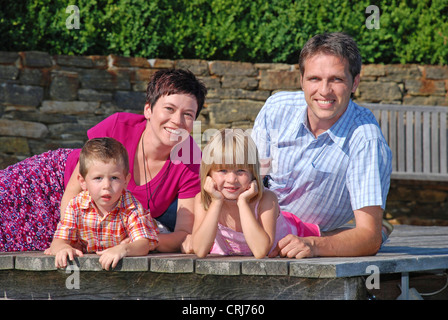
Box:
[425,66,448,80]
[0,254,14,270]
[20,51,53,67]
[209,99,264,123]
[198,76,221,89]
[242,260,289,276]
[150,257,194,273]
[259,70,301,90]
[40,100,100,115]
[175,59,209,76]
[382,64,421,81]
[405,79,446,96]
[207,88,270,101]
[357,81,402,102]
[403,95,448,106]
[15,254,56,271]
[209,60,257,77]
[50,71,79,101]
[109,54,151,68]
[361,64,386,77]
[19,68,51,86]
[79,69,130,90]
[0,51,20,64]
[88,55,108,69]
[132,68,157,82]
[113,91,146,111]
[254,62,292,71]
[55,55,94,68]
[150,58,175,69]
[0,83,44,107]
[0,119,48,138]
[0,137,30,154]
[195,258,241,275]
[221,75,258,90]
[78,89,113,101]
[0,65,19,80]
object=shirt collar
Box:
[327,100,355,150]
[301,100,355,150]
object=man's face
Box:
[300,53,360,136]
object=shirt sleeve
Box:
[87,113,119,139]
[251,99,272,160]
[346,138,392,210]
[53,198,79,242]
[126,203,159,243]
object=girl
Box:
[192,129,320,259]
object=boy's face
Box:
[78,159,131,215]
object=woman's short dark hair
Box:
[145,69,207,118]
[299,32,362,82]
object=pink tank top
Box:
[210,200,320,256]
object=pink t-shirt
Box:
[64,112,201,218]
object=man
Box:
[251,32,392,258]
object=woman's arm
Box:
[155,197,196,253]
[60,161,82,220]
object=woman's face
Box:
[144,93,198,148]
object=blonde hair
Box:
[200,128,264,210]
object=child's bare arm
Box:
[96,238,154,270]
[238,187,278,259]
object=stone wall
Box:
[1,51,448,224]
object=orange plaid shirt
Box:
[54,190,159,253]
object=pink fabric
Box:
[211,200,320,256]
[64,113,201,218]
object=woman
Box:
[0,69,207,253]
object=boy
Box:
[45,137,159,270]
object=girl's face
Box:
[144,93,198,149]
[209,167,254,200]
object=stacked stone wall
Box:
[1,51,448,224]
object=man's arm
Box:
[269,205,383,258]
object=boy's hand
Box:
[96,245,127,270]
[54,247,83,268]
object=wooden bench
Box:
[362,103,448,181]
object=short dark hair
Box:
[299,32,362,81]
[146,69,207,118]
[79,137,129,178]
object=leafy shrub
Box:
[0,0,447,64]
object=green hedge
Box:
[1,0,447,64]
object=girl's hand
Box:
[204,176,223,201]
[238,180,258,204]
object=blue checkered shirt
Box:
[252,91,392,231]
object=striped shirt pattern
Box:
[54,190,159,252]
[252,91,392,231]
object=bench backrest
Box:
[362,103,448,181]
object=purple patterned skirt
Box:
[0,148,72,251]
